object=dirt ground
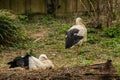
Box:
[0,60,119,80]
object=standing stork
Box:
[65,17,87,55]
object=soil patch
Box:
[0,60,119,80]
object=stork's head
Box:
[76,17,84,25]
[39,54,48,61]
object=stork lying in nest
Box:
[8,54,54,70]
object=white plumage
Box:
[29,56,45,70]
[65,17,87,49]
[29,54,54,70]
[39,54,55,69]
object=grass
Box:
[0,15,120,75]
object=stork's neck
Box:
[76,21,84,26]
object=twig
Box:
[88,0,96,21]
[79,0,95,21]
[33,37,41,43]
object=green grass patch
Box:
[1,15,120,74]
[0,10,26,47]
[101,22,120,38]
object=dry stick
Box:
[74,0,78,18]
[88,0,96,21]
[107,0,110,27]
[107,0,111,8]
[96,0,100,23]
[115,0,120,21]
[107,0,113,27]
[33,37,41,43]
[75,0,78,18]
[73,0,78,19]
[79,0,95,21]
[99,1,108,26]
[108,0,113,25]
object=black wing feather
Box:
[7,56,24,68]
[65,29,83,49]
[7,54,31,68]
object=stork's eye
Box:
[42,57,48,60]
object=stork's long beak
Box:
[7,61,12,64]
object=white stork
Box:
[8,54,54,71]
[65,17,87,55]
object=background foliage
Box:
[0,10,26,47]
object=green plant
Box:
[64,53,72,58]
[0,10,26,47]
[0,10,17,20]
[82,60,93,65]
[87,28,96,33]
[18,15,28,22]
[57,24,71,34]
[100,39,117,48]
[101,22,120,38]
[39,15,54,24]
[87,34,100,44]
